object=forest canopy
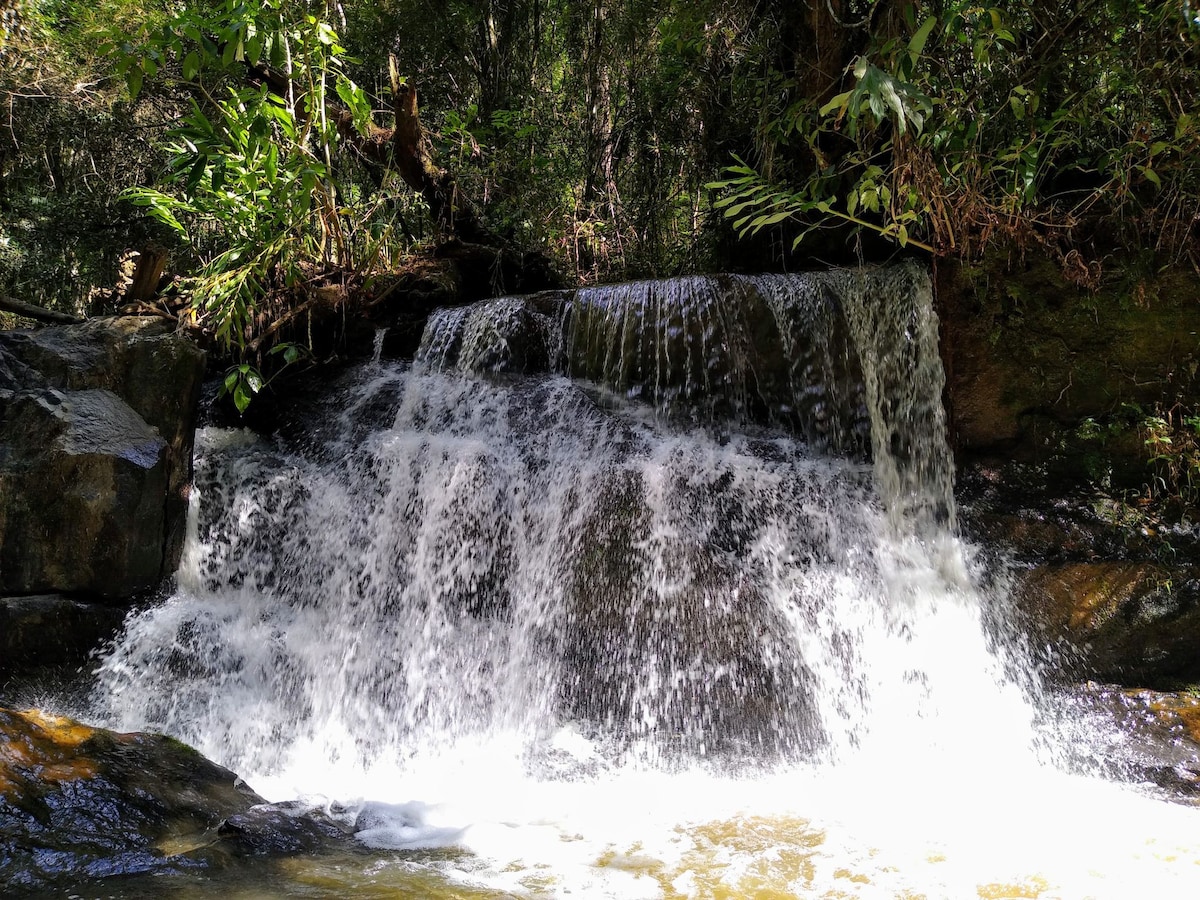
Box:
[2,1,1198,347]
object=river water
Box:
[88,267,1200,898]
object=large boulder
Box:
[0,707,262,891]
[0,708,362,892]
[0,317,204,599]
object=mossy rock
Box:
[938,252,1200,460]
[0,707,262,891]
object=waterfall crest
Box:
[418,263,951,524]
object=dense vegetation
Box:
[2,0,1198,508]
[2,2,1198,340]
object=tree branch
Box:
[0,296,84,325]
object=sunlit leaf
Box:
[819,90,853,117]
[233,382,251,413]
[182,50,200,80]
[908,15,937,58]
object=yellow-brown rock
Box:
[0,706,261,892]
[1018,563,1200,685]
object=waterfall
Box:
[88,265,1200,898]
[95,264,988,764]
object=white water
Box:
[91,268,1200,898]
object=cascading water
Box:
[90,265,1200,897]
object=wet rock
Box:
[1133,689,1200,763]
[418,292,569,375]
[562,460,828,761]
[207,802,354,858]
[0,595,126,678]
[417,274,873,452]
[0,317,204,599]
[1017,562,1200,686]
[1045,684,1200,802]
[564,274,868,447]
[955,462,1197,565]
[0,707,262,892]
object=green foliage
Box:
[820,54,934,140]
[218,343,301,412]
[0,0,27,50]
[11,0,1200,327]
[333,0,762,279]
[0,0,172,315]
[222,361,264,414]
[1073,402,1200,510]
[110,1,396,354]
[708,2,1200,259]
[707,156,932,252]
[124,86,330,346]
[1142,407,1200,507]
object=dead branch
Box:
[0,295,84,325]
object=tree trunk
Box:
[794,0,850,106]
[125,247,169,303]
[388,76,500,247]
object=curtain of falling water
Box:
[93,263,1034,786]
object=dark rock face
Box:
[560,465,822,761]
[0,317,204,600]
[938,256,1200,458]
[0,707,262,892]
[0,388,169,597]
[957,460,1200,567]
[563,275,857,441]
[0,595,126,678]
[939,254,1200,689]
